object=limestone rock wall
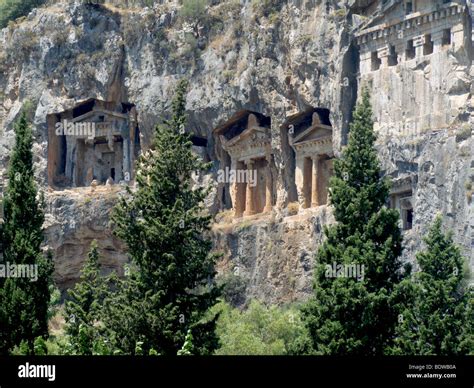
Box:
[43,186,128,291]
[356,0,473,272]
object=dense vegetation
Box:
[214,300,310,355]
[0,0,47,28]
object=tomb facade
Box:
[289,110,334,209]
[354,0,471,138]
[214,111,274,218]
[47,99,140,188]
[356,0,467,74]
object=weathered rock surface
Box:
[43,186,128,291]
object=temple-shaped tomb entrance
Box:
[47,99,140,188]
[289,109,334,209]
[214,111,274,218]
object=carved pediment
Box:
[220,132,270,162]
[292,112,332,146]
[71,109,128,123]
[220,128,271,159]
[220,113,270,152]
[287,111,333,156]
[222,127,269,146]
[293,126,332,144]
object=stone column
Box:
[123,138,130,182]
[263,155,273,213]
[413,35,425,58]
[129,107,137,181]
[294,155,305,208]
[377,45,390,68]
[233,159,244,218]
[451,24,464,50]
[244,159,256,216]
[311,155,319,207]
[359,50,372,74]
[65,136,76,183]
[62,111,74,184]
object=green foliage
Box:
[20,99,36,120]
[64,240,107,355]
[179,0,209,39]
[302,90,406,355]
[11,336,48,355]
[104,79,220,356]
[455,125,472,143]
[251,0,283,19]
[214,300,311,355]
[0,0,46,28]
[10,340,29,355]
[0,111,53,355]
[177,329,194,355]
[134,341,144,355]
[219,272,247,306]
[391,216,474,355]
[48,286,61,321]
[182,33,199,59]
[180,0,208,21]
[44,334,71,356]
[33,336,48,355]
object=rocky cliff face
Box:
[0,0,472,303]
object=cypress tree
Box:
[108,79,220,355]
[0,204,6,353]
[302,89,407,355]
[392,216,473,355]
[64,240,107,355]
[0,111,53,354]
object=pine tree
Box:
[0,111,53,355]
[107,79,220,355]
[302,89,407,355]
[392,216,473,355]
[64,240,106,355]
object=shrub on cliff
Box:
[302,90,408,355]
[179,0,209,38]
[180,0,208,21]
